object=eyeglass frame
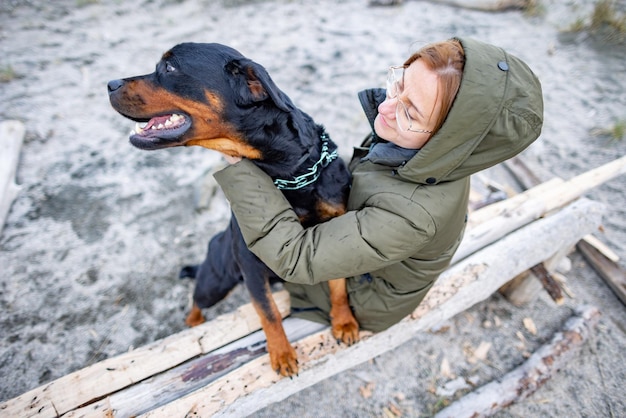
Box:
[386,65,433,134]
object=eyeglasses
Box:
[386,66,433,134]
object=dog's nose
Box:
[107,79,124,93]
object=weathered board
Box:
[0,120,25,234]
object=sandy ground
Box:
[1,0,625,416]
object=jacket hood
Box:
[361,37,543,185]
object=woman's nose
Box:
[378,97,397,119]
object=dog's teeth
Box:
[134,122,144,133]
[157,123,164,129]
[164,119,173,127]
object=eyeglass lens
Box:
[387,67,412,132]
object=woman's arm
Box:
[214,159,435,285]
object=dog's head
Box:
[107,43,294,158]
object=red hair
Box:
[404,39,465,134]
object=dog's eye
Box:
[165,62,176,72]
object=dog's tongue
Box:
[144,115,172,130]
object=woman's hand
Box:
[223,154,243,164]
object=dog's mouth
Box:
[128,113,192,150]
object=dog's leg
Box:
[185,220,243,327]
[314,199,359,344]
[232,218,298,376]
[328,278,360,345]
[184,268,240,327]
[250,278,298,377]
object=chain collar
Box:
[273,132,338,191]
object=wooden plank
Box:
[582,234,620,263]
[435,305,601,418]
[577,240,626,306]
[140,198,605,418]
[541,155,626,214]
[454,195,547,263]
[0,120,25,234]
[0,292,291,418]
[457,154,626,264]
[64,318,325,417]
[1,332,206,418]
[466,177,563,228]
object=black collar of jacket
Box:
[358,88,387,145]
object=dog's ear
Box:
[226,59,292,113]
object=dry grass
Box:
[564,0,626,43]
[591,120,626,142]
[591,0,626,41]
[0,65,17,83]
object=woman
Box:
[216,37,543,332]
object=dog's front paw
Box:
[330,306,360,346]
[268,344,299,377]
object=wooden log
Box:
[455,154,626,264]
[496,158,554,304]
[0,120,25,234]
[424,0,530,11]
[529,263,564,304]
[577,240,626,306]
[138,198,604,418]
[537,155,626,214]
[64,318,325,417]
[434,305,601,418]
[466,178,563,228]
[453,196,546,263]
[502,156,543,190]
[498,271,541,306]
[503,155,626,220]
[581,234,620,263]
[0,292,291,418]
[500,244,572,307]
[495,155,626,303]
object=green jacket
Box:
[214,38,543,331]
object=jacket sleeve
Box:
[213,159,436,285]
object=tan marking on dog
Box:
[114,80,262,157]
[316,200,346,222]
[186,137,262,159]
[185,303,205,327]
[328,278,360,345]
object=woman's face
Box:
[374,59,441,149]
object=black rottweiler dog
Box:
[108,43,359,376]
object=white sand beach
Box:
[1,0,625,416]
